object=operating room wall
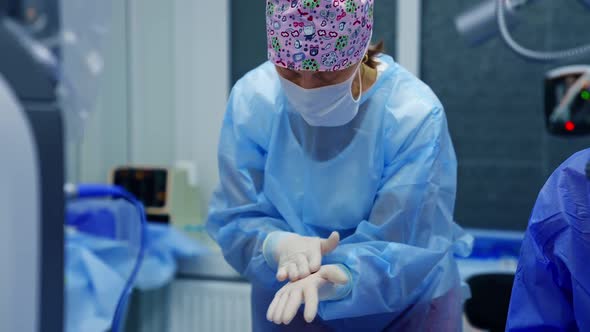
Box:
[68,0,230,213]
[421,0,590,230]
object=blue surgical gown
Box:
[506,149,590,332]
[207,55,473,331]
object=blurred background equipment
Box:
[464,273,515,332]
[64,184,147,332]
[0,1,64,331]
[457,229,523,332]
[457,1,590,136]
[544,65,590,136]
[110,166,207,243]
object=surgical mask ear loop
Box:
[352,64,363,102]
[363,53,369,64]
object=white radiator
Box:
[126,280,480,332]
[127,280,252,332]
[168,280,252,332]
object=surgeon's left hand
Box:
[266,264,350,325]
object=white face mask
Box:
[278,63,363,127]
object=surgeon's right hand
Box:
[263,231,340,282]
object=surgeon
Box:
[207,0,472,330]
[506,149,590,331]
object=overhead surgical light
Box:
[455,0,590,62]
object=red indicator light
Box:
[565,121,575,132]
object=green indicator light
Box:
[582,90,590,101]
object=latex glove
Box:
[266,264,351,325]
[263,231,340,282]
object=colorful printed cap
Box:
[266,0,374,72]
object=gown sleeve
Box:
[207,85,291,288]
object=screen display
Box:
[113,168,168,208]
[545,73,590,136]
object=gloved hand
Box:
[263,231,340,282]
[266,264,351,325]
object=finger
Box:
[268,285,289,322]
[320,231,340,255]
[307,251,321,273]
[273,292,290,324]
[287,263,300,281]
[267,294,281,322]
[296,255,311,279]
[322,265,349,284]
[282,289,303,324]
[277,265,288,282]
[303,286,319,323]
